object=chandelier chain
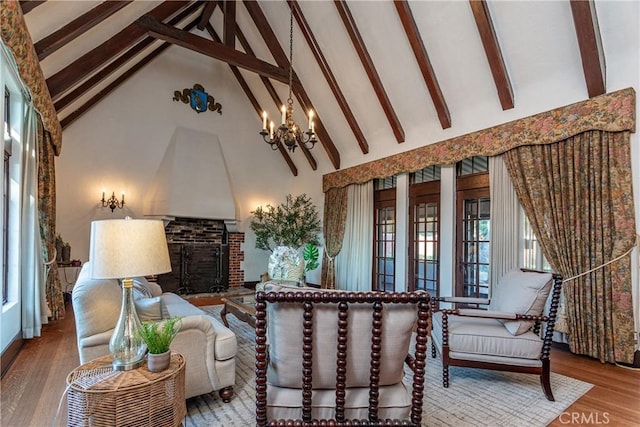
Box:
[288,10,294,103]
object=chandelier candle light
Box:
[259,10,316,152]
[89,218,172,371]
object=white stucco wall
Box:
[56,43,295,281]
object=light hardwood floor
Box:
[1,300,639,426]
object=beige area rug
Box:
[187,305,593,427]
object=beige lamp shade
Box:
[90,218,171,279]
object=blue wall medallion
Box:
[173,84,222,115]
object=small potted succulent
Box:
[138,317,182,372]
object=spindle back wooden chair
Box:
[255,285,430,427]
[430,269,562,401]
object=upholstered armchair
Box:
[255,282,431,426]
[430,269,562,401]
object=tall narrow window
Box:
[373,177,396,291]
[409,166,440,296]
[456,157,490,299]
[2,88,10,305]
[522,215,552,272]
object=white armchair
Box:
[430,269,562,401]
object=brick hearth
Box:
[157,217,244,293]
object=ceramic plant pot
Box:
[147,351,171,373]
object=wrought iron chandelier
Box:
[259,10,316,152]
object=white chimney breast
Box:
[143,127,237,221]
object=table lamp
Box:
[89,218,171,371]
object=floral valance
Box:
[1,0,62,155]
[323,87,636,192]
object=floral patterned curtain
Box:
[38,120,64,320]
[503,130,636,363]
[321,187,348,289]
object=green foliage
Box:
[137,317,182,354]
[250,194,321,251]
[303,243,319,272]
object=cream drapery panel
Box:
[20,101,47,338]
[488,156,520,290]
[336,182,373,291]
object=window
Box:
[522,215,552,272]
[456,157,490,299]
[373,178,396,291]
[2,88,9,304]
[409,166,440,296]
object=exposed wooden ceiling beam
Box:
[53,2,203,113]
[205,23,298,176]
[288,0,369,155]
[35,1,133,61]
[223,1,236,47]
[19,1,45,14]
[61,18,200,130]
[197,1,216,31]
[395,0,452,128]
[47,1,191,101]
[242,0,340,170]
[138,14,293,85]
[334,0,405,143]
[468,0,513,110]
[233,22,317,171]
[570,0,606,97]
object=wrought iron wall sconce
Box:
[101,192,125,212]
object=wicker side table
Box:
[66,353,186,427]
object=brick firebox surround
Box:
[160,217,244,293]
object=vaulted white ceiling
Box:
[20,0,639,174]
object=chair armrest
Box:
[179,314,217,332]
[457,308,517,320]
[432,296,490,305]
[442,308,551,322]
[79,329,113,348]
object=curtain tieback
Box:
[562,234,639,284]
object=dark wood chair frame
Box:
[430,269,563,401]
[255,290,431,427]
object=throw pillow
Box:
[134,296,163,321]
[488,270,553,335]
[132,277,153,299]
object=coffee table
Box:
[221,294,256,328]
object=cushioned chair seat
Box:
[431,312,544,361]
[267,382,412,421]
